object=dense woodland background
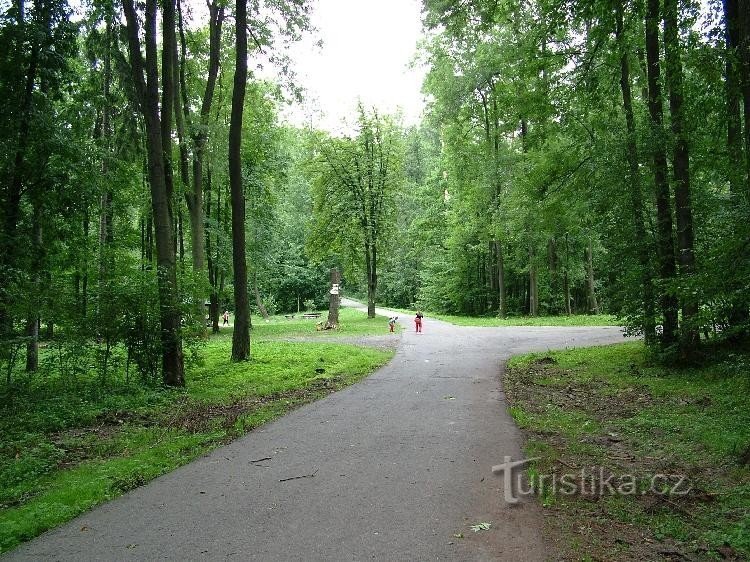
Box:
[1,0,749,386]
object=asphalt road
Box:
[6,301,628,561]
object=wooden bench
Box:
[302,313,321,319]
[284,314,295,319]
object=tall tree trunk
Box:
[738,0,750,187]
[4,4,38,246]
[187,1,223,273]
[563,234,571,315]
[488,84,506,316]
[529,245,539,316]
[479,252,486,313]
[124,0,185,386]
[496,240,507,318]
[253,271,269,320]
[616,0,657,343]
[175,0,196,269]
[178,207,185,269]
[585,238,600,314]
[365,241,377,318]
[25,203,42,372]
[725,0,746,195]
[24,316,38,372]
[326,268,341,329]
[488,240,497,310]
[645,0,679,346]
[724,0,750,330]
[158,0,184,385]
[548,238,558,313]
[172,6,191,268]
[98,10,114,287]
[204,165,222,333]
[82,211,89,318]
[664,0,699,349]
[0,1,41,335]
[520,118,536,317]
[229,0,250,361]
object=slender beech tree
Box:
[738,0,750,186]
[98,8,114,282]
[182,0,224,273]
[615,0,656,343]
[229,0,251,360]
[1,0,41,336]
[645,0,679,347]
[584,238,599,314]
[205,163,225,333]
[724,0,745,196]
[123,0,185,385]
[663,0,699,348]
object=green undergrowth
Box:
[505,341,750,560]
[0,307,394,554]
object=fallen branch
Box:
[250,457,272,463]
[279,469,318,482]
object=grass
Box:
[249,306,402,339]
[429,312,619,327]
[344,297,618,327]
[0,307,395,554]
[505,341,750,560]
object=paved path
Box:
[6,302,628,561]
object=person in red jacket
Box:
[414,311,424,333]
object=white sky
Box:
[277,0,428,134]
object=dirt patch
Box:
[162,376,346,436]
[50,424,128,470]
[534,356,558,365]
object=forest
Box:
[2,0,749,388]
[1,0,750,557]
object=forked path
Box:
[6,301,628,561]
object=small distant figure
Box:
[415,311,424,333]
[388,316,398,332]
[223,310,230,326]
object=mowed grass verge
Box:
[428,312,618,327]
[504,342,750,560]
[249,306,402,338]
[345,298,617,327]
[0,309,395,554]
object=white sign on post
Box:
[330,283,340,295]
